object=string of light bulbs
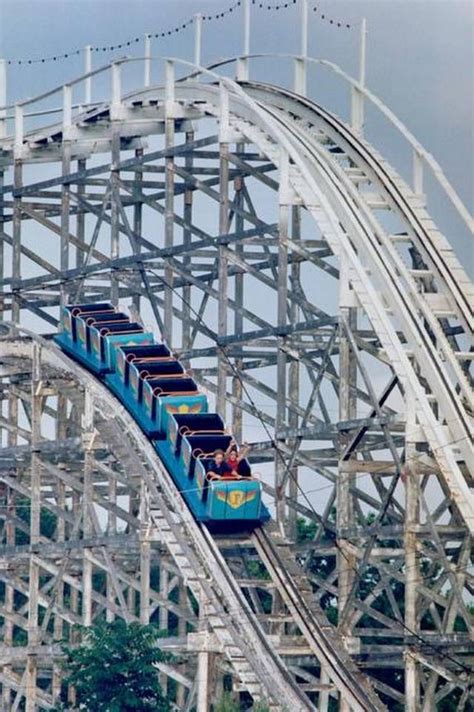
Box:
[201,0,242,21]
[5,0,352,66]
[251,0,352,28]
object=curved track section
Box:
[0,55,472,710]
[0,331,386,711]
[242,83,473,527]
[125,77,473,528]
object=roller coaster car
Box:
[56,303,154,374]
[194,459,264,521]
[55,302,270,527]
[168,413,225,453]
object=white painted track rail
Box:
[0,332,386,711]
[0,45,472,711]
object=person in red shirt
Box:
[225,440,250,477]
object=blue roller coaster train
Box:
[55,302,270,529]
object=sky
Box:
[0,0,471,510]
[0,0,472,272]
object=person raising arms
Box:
[225,440,251,477]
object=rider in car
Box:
[225,440,251,478]
[206,449,234,480]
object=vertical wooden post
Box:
[82,391,94,629]
[413,149,424,195]
[144,34,151,87]
[217,83,230,416]
[294,0,308,96]
[337,255,357,712]
[164,61,176,343]
[106,476,117,622]
[110,63,122,305]
[3,374,18,707]
[61,85,72,308]
[194,14,203,67]
[182,130,194,354]
[196,592,210,712]
[287,204,301,540]
[26,344,42,712]
[133,147,144,312]
[12,103,24,323]
[76,158,86,272]
[359,18,367,88]
[405,386,420,711]
[0,58,6,139]
[351,18,367,134]
[139,540,151,624]
[275,148,290,528]
[84,45,92,104]
[232,139,245,444]
[139,480,151,624]
[236,0,251,81]
[52,392,67,701]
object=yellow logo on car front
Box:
[228,490,245,508]
[216,489,257,509]
[165,403,202,414]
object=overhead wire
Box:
[1,257,470,673]
[140,264,472,674]
[0,281,471,673]
[4,0,353,66]
[1,0,469,672]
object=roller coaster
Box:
[55,301,270,526]
[0,2,472,710]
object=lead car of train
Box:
[55,302,270,530]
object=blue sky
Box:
[0,0,471,509]
[0,0,472,272]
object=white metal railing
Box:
[0,0,471,234]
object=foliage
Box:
[295,516,470,711]
[214,692,241,712]
[244,559,272,614]
[296,516,338,624]
[54,619,171,711]
[296,516,317,543]
[14,496,58,544]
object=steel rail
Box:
[260,96,473,422]
[248,94,474,529]
[244,83,473,340]
[1,52,471,234]
[162,77,472,530]
[251,524,387,712]
[209,53,473,234]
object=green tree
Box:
[55,619,171,711]
[296,516,469,711]
[214,692,240,712]
[13,496,58,545]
